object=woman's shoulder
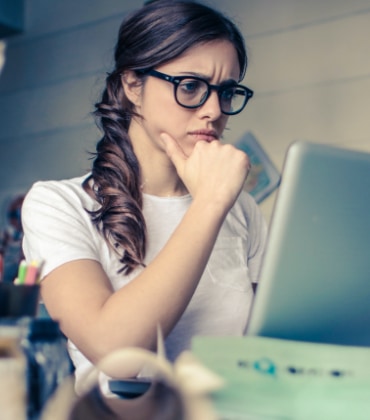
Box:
[28,174,89,194]
[25,174,93,207]
[22,174,99,226]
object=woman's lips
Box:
[189,130,218,142]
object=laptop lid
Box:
[247,140,370,346]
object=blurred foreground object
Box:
[0,329,27,420]
[41,328,223,420]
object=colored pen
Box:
[16,259,28,285]
[24,261,40,286]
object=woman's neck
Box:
[140,177,188,197]
[130,125,188,197]
[140,158,188,197]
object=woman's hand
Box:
[161,132,250,211]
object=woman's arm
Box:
[38,136,250,366]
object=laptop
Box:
[247,140,370,346]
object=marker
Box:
[24,261,40,286]
[16,260,28,285]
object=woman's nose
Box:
[197,90,223,120]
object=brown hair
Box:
[84,0,248,274]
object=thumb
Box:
[160,133,187,170]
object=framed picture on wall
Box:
[235,132,281,203]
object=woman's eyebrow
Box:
[176,71,238,84]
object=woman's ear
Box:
[121,71,143,107]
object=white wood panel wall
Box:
[0,0,370,224]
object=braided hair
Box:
[84,0,248,274]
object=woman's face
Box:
[126,39,241,159]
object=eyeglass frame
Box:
[139,69,254,115]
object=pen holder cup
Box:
[0,283,40,318]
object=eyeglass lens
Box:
[176,78,248,114]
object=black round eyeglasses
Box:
[142,69,254,116]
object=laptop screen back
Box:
[247,141,370,346]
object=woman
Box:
[22,0,267,395]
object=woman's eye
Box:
[179,79,202,94]
[221,87,236,101]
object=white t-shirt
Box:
[22,174,267,394]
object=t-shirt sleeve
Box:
[22,180,100,279]
[243,193,268,284]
